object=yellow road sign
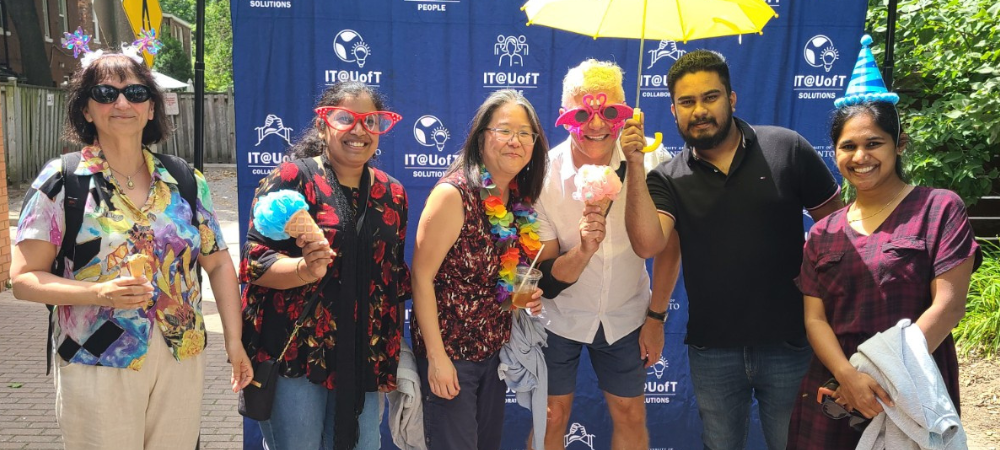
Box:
[121,0,163,67]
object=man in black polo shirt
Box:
[620,50,842,449]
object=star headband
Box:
[555,93,634,137]
[62,26,162,68]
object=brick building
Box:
[0,0,190,87]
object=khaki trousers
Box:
[54,325,205,450]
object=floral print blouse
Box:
[240,156,411,390]
[15,146,226,370]
[410,171,512,362]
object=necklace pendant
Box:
[126,177,135,190]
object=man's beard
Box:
[677,113,733,151]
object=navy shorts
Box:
[543,324,645,398]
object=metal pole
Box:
[194,0,205,171]
[635,0,648,109]
[882,0,897,89]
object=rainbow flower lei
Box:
[480,165,540,304]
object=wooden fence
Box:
[1,82,236,185]
[158,91,236,165]
[969,196,1000,241]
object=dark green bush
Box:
[954,241,1000,357]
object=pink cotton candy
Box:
[572,165,623,203]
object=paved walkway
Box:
[0,166,245,449]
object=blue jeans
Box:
[688,338,812,450]
[259,375,382,450]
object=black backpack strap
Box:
[55,152,88,277]
[152,153,201,284]
[45,152,89,375]
[152,153,198,229]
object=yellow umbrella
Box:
[522,0,777,151]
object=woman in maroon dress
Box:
[787,100,981,449]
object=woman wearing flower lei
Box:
[411,89,549,449]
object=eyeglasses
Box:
[555,93,634,130]
[817,378,871,431]
[487,128,539,146]
[89,84,153,104]
[315,107,402,135]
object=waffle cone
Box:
[592,199,613,216]
[284,209,322,240]
[125,254,149,279]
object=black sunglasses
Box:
[817,378,871,431]
[89,84,153,104]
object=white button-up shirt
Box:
[535,138,671,345]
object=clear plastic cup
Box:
[511,266,542,309]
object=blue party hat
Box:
[834,35,899,108]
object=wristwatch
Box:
[646,308,667,323]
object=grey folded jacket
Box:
[387,340,427,450]
[499,308,548,450]
[851,319,966,450]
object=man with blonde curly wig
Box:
[531,59,674,449]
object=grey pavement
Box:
[0,165,244,449]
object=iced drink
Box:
[511,266,542,309]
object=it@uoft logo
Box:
[645,356,678,404]
[564,423,597,450]
[639,40,687,99]
[327,30,383,86]
[483,34,540,90]
[406,115,458,179]
[254,114,292,146]
[248,114,292,175]
[794,35,847,100]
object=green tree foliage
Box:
[954,241,1000,357]
[866,0,1000,202]
[160,0,196,23]
[205,0,234,91]
[158,0,232,91]
[153,35,194,84]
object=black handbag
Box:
[238,359,280,421]
[238,275,330,421]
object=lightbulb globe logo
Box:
[333,30,371,68]
[646,356,670,379]
[414,115,450,152]
[804,35,839,73]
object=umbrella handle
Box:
[633,108,663,153]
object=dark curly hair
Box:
[63,53,170,145]
[288,82,388,160]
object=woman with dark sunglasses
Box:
[10,50,253,448]
[241,81,411,450]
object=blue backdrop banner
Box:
[232,1,865,448]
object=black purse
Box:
[238,359,280,421]
[238,275,330,421]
